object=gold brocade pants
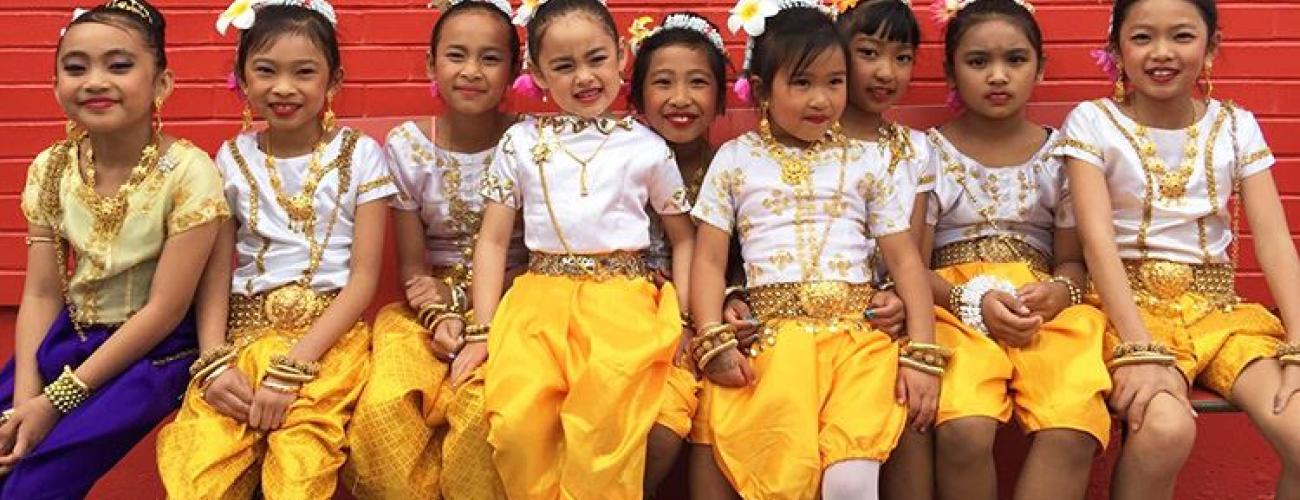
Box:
[156,321,370,500]
[484,273,680,500]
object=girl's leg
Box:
[1014,429,1097,500]
[935,416,998,500]
[1228,358,1300,498]
[644,424,685,496]
[688,445,739,500]
[881,427,934,500]
[821,459,882,500]
[1110,393,1196,500]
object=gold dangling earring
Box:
[321,94,336,135]
[152,97,165,137]
[1112,73,1127,103]
[758,100,772,139]
[1202,61,1214,99]
[241,105,254,132]
[65,120,84,142]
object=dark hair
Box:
[525,0,618,66]
[1108,0,1218,50]
[629,12,730,114]
[58,0,168,70]
[748,6,847,99]
[234,5,342,85]
[431,2,522,73]
[836,0,921,48]
[942,0,1044,79]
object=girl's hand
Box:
[450,342,487,388]
[865,290,906,338]
[248,383,296,432]
[722,298,761,348]
[895,367,940,433]
[702,348,755,388]
[652,268,672,288]
[981,291,1041,348]
[1274,364,1300,414]
[1017,281,1071,323]
[1109,363,1194,431]
[429,316,466,363]
[405,275,449,311]
[0,396,61,466]
[202,368,254,423]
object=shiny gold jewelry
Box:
[260,130,331,232]
[1134,119,1199,201]
[24,235,56,246]
[418,302,452,326]
[152,97,165,136]
[428,312,466,335]
[757,101,839,187]
[322,95,337,134]
[260,378,302,394]
[104,0,154,23]
[189,344,237,377]
[199,364,232,393]
[1275,343,1300,367]
[1202,62,1214,98]
[898,340,953,375]
[544,119,614,197]
[241,105,254,132]
[1107,342,1178,370]
[1047,275,1083,306]
[463,323,490,343]
[723,285,748,303]
[43,365,92,414]
[947,283,965,313]
[1113,74,1127,103]
[269,354,320,377]
[265,365,315,383]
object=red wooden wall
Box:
[0,0,1297,498]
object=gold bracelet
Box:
[692,325,737,369]
[463,323,490,336]
[899,356,945,377]
[269,354,320,377]
[1277,343,1300,367]
[1106,342,1178,371]
[464,333,490,343]
[191,352,236,383]
[24,235,56,246]
[697,338,739,371]
[43,366,92,414]
[417,302,452,327]
[260,378,301,394]
[428,313,466,335]
[723,286,748,303]
[265,365,315,383]
[898,340,953,377]
[189,344,236,377]
[199,364,232,394]
[1047,276,1083,306]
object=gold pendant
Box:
[799,281,850,316]
[532,142,551,165]
[263,283,326,330]
[1137,260,1194,300]
[779,158,811,186]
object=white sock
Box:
[820,459,882,500]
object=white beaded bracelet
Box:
[958,275,1018,335]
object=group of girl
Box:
[2,0,1299,499]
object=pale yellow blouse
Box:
[21,140,230,325]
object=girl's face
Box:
[641,44,719,145]
[241,33,338,136]
[430,10,514,116]
[847,31,915,116]
[532,12,624,118]
[949,18,1041,120]
[56,22,172,135]
[1115,0,1215,103]
[762,47,847,143]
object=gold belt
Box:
[747,281,876,320]
[1124,259,1238,313]
[932,235,1051,274]
[229,284,339,334]
[528,251,647,280]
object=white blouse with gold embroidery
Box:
[217,128,397,295]
[385,121,527,272]
[1056,99,1273,264]
[21,140,230,325]
[480,114,690,254]
[927,128,1073,257]
[863,125,935,281]
[692,132,909,287]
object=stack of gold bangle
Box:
[191,344,238,392]
[898,340,953,377]
[417,278,471,332]
[43,366,92,414]
[1047,276,1083,306]
[690,322,739,372]
[1276,343,1300,367]
[1107,342,1178,370]
[262,355,321,393]
[463,323,490,344]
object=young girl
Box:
[690,1,939,497]
[0,2,227,497]
[626,11,736,497]
[924,1,1111,499]
[466,0,695,497]
[344,0,522,497]
[1060,0,1300,497]
[156,2,396,498]
[834,1,934,496]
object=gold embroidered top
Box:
[21,140,230,324]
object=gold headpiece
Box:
[103,0,154,24]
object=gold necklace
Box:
[758,114,839,186]
[1131,101,1200,200]
[546,120,614,197]
[755,131,848,280]
[262,130,331,231]
[80,134,162,244]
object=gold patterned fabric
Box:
[932,235,1052,275]
[747,281,876,321]
[156,320,371,500]
[527,250,648,280]
[1123,259,1238,325]
[20,140,229,324]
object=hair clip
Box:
[629,13,728,56]
[429,0,513,17]
[729,0,829,88]
[104,0,154,24]
[930,0,1033,28]
[217,0,338,36]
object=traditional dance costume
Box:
[0,138,227,499]
[157,128,397,499]
[928,129,1112,445]
[344,120,526,499]
[1057,99,1284,395]
[691,131,910,498]
[478,114,688,499]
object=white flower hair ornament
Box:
[59,8,91,37]
[728,0,831,103]
[628,13,727,56]
[217,0,339,36]
[930,0,1033,27]
[429,0,513,17]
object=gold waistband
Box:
[933,235,1052,275]
[747,281,876,320]
[1124,260,1238,315]
[229,284,339,335]
[528,251,647,280]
